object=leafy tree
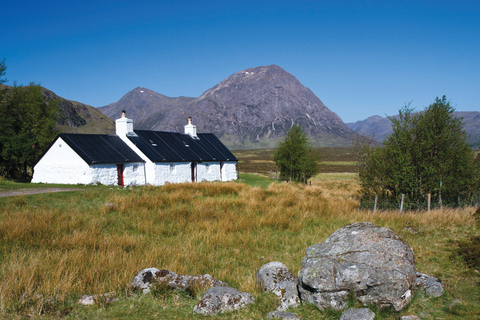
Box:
[273,124,319,183]
[358,96,478,206]
[0,82,58,180]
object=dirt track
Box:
[0,188,81,198]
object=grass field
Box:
[0,148,479,319]
[233,147,359,177]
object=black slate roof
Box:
[128,130,237,162]
[59,133,145,164]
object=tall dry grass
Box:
[0,180,477,317]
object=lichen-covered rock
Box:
[415,272,444,297]
[130,268,228,294]
[193,287,254,315]
[298,222,416,311]
[257,262,298,291]
[267,310,301,319]
[340,308,375,320]
[256,261,300,311]
[272,280,301,311]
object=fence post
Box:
[428,193,431,212]
[400,194,405,212]
[374,195,377,213]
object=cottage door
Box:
[116,164,124,187]
[191,162,197,182]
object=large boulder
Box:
[298,222,416,311]
[131,268,228,294]
[193,287,255,315]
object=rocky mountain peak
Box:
[99,65,357,148]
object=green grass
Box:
[236,172,273,188]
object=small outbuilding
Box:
[32,113,238,186]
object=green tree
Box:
[0,59,6,84]
[0,83,58,180]
[273,124,320,183]
[358,96,478,206]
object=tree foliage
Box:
[0,59,6,84]
[358,96,479,205]
[273,124,319,182]
[0,61,59,180]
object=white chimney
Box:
[184,117,197,138]
[116,110,134,136]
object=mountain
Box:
[99,65,356,149]
[347,112,480,146]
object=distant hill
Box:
[347,111,480,146]
[41,88,115,135]
[99,65,357,149]
[1,85,114,135]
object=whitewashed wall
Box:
[32,137,145,186]
[153,162,191,185]
[123,163,146,186]
[32,138,91,184]
[88,163,146,186]
[222,162,237,181]
[196,162,221,182]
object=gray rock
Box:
[415,272,444,297]
[131,268,228,294]
[256,262,300,311]
[193,287,255,315]
[340,308,375,320]
[400,316,420,320]
[447,299,461,309]
[105,203,117,209]
[272,280,301,311]
[267,310,301,319]
[298,222,416,311]
[257,262,298,291]
[78,292,118,305]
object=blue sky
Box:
[2,0,479,123]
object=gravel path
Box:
[0,188,82,198]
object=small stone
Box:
[256,262,297,292]
[340,307,375,320]
[447,299,461,309]
[415,272,444,297]
[272,281,301,311]
[403,226,420,234]
[266,310,301,319]
[78,295,94,305]
[400,316,420,320]
[105,203,117,209]
[193,287,254,315]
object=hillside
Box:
[99,65,357,149]
[41,88,115,134]
[347,111,480,146]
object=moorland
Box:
[0,147,478,319]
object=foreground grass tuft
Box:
[0,179,479,319]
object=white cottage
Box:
[32,114,238,186]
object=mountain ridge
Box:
[99,65,357,149]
